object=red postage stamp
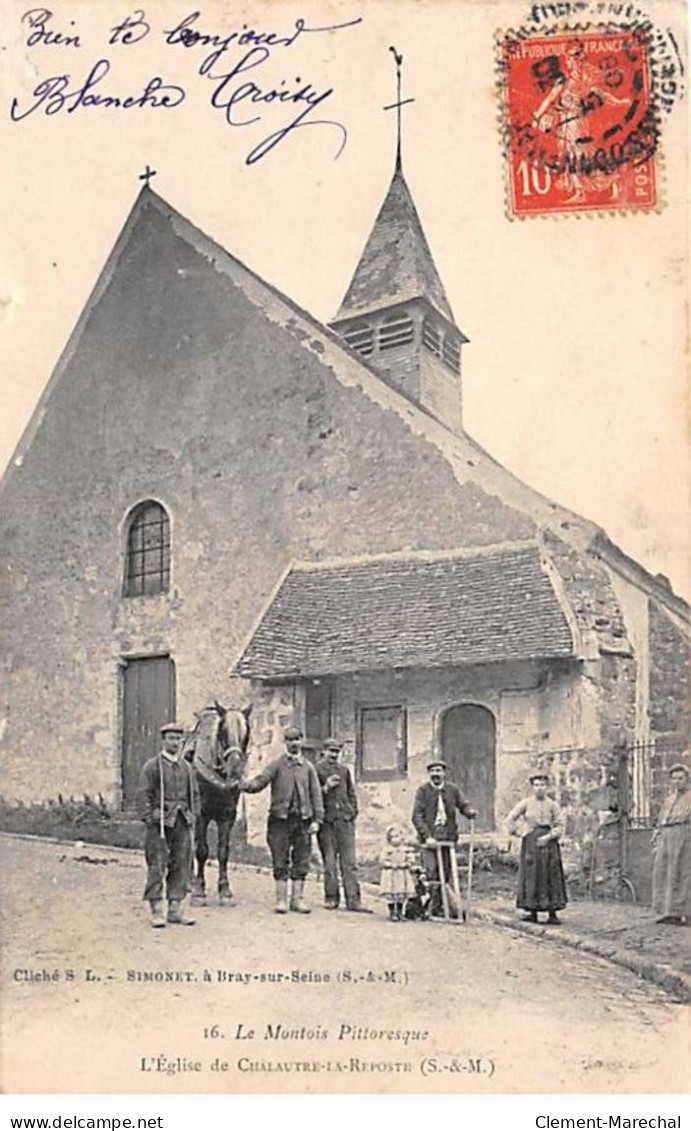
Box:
[501,29,658,217]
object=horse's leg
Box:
[217,799,238,906]
[191,812,210,906]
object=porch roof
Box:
[234,544,576,680]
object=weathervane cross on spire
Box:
[384,46,415,171]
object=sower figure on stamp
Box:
[239,726,324,914]
[412,757,477,917]
[316,737,370,913]
[137,722,200,928]
[506,771,568,925]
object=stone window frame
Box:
[356,702,408,782]
[122,499,171,598]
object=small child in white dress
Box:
[379,824,416,921]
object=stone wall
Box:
[648,599,691,812]
[0,196,534,804]
[243,659,596,860]
[1,189,681,837]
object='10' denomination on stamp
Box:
[500,28,658,216]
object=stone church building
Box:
[1,155,689,857]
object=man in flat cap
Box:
[239,726,324,914]
[137,722,200,928]
[412,758,477,916]
[316,738,367,912]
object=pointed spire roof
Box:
[333,165,455,325]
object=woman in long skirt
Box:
[652,761,691,925]
[507,772,568,925]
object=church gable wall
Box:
[0,200,537,803]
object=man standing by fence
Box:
[652,760,691,925]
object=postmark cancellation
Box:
[498,21,670,217]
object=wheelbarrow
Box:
[418,822,476,924]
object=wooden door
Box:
[440,704,496,831]
[121,656,176,807]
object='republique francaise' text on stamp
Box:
[500,28,658,217]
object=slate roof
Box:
[333,166,455,324]
[235,545,576,679]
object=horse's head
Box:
[189,701,252,786]
[213,699,252,780]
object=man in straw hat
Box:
[137,722,200,928]
[412,757,477,917]
[652,759,691,925]
[240,725,324,914]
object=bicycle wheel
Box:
[619,876,637,903]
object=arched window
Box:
[124,501,170,597]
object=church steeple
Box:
[332,164,456,325]
[330,52,469,435]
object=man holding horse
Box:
[137,722,200,928]
[239,726,324,914]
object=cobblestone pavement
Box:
[1,836,688,1094]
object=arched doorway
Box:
[440,704,496,832]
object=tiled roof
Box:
[235,545,575,679]
[333,167,455,323]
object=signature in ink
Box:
[204,46,347,164]
[9,58,185,119]
[10,9,362,166]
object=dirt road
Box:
[1,835,687,1093]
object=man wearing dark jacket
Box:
[412,758,477,915]
[137,722,200,928]
[240,726,324,914]
[316,738,366,912]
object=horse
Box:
[182,701,252,906]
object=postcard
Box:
[0,0,688,1095]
